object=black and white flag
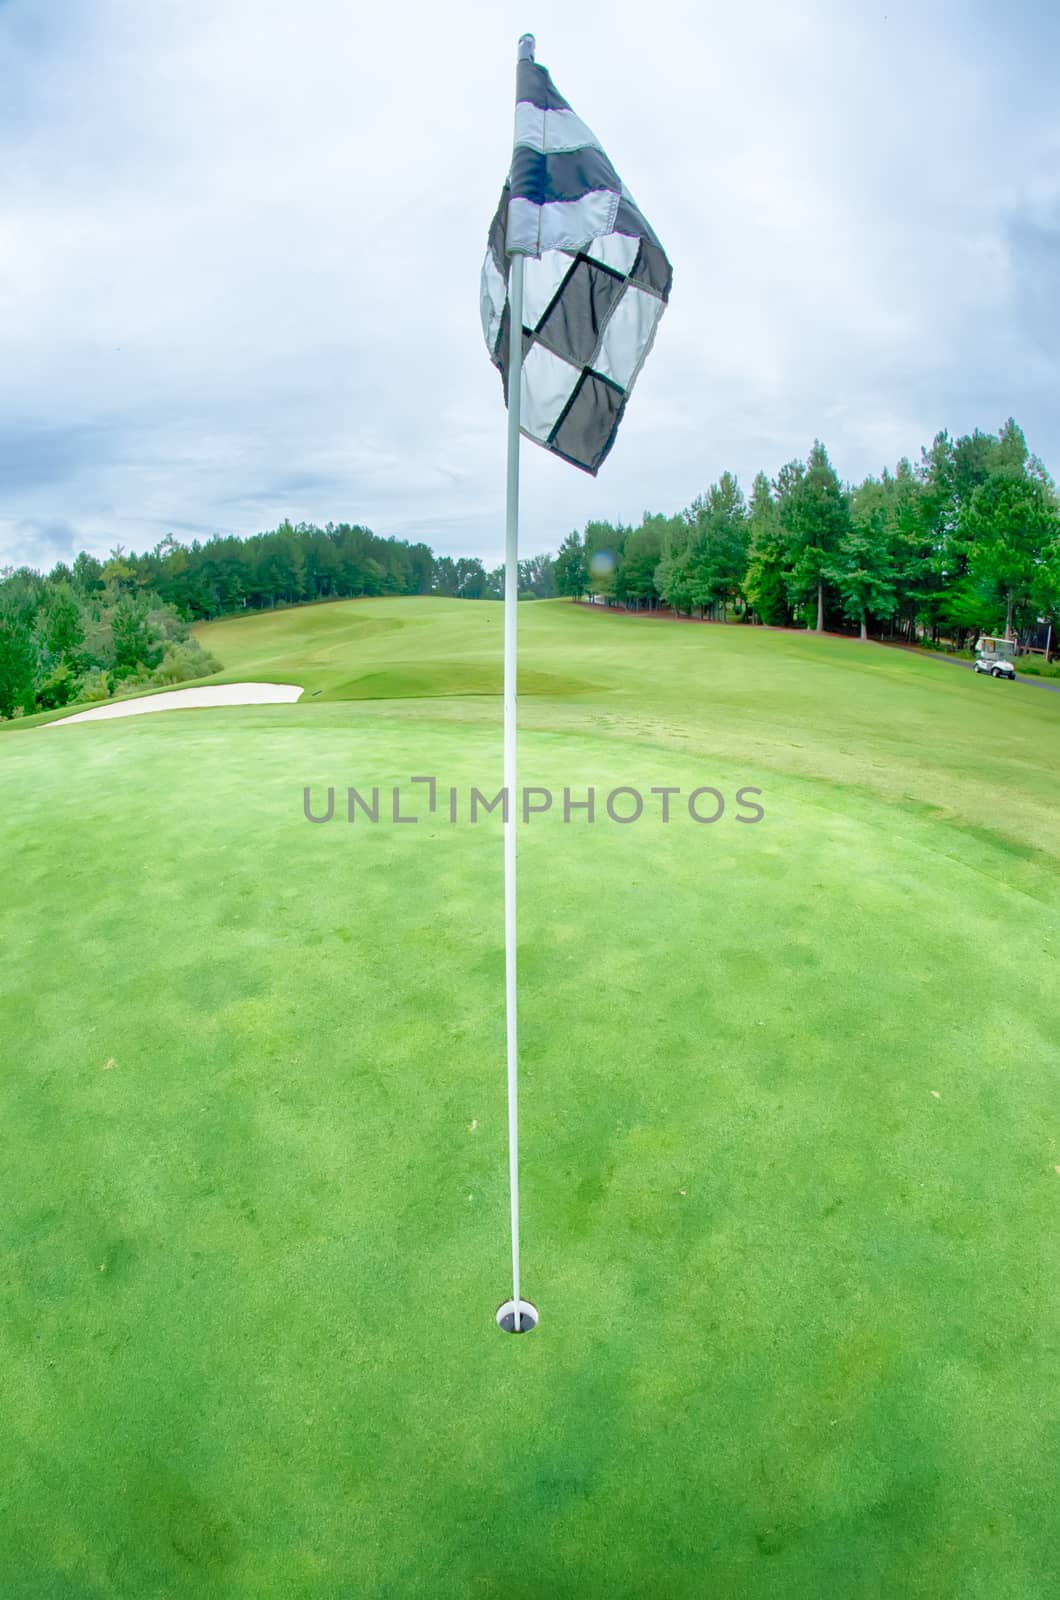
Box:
[481,40,672,476]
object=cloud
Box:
[4,516,79,569]
[2,0,1060,571]
[0,423,117,492]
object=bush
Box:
[78,669,113,702]
[1017,658,1060,679]
[114,639,222,696]
[36,661,76,709]
[147,605,195,646]
[151,638,222,684]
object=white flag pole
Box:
[503,250,524,1333]
[502,32,534,1335]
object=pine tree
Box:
[780,444,848,631]
[0,613,38,719]
[962,470,1060,639]
[836,479,896,638]
[554,531,588,600]
[744,472,787,625]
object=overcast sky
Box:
[2,0,1058,572]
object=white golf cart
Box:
[973,635,1017,680]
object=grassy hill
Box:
[2,597,1058,1597]
[197,596,1059,853]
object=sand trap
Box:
[46,682,304,726]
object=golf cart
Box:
[973,635,1017,680]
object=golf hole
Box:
[495,1298,538,1334]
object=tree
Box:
[962,469,1060,638]
[111,596,162,679]
[937,578,994,643]
[518,554,556,599]
[882,459,929,639]
[781,443,848,631]
[651,514,688,613]
[554,530,588,600]
[433,557,458,596]
[42,583,84,661]
[405,542,436,596]
[485,564,505,600]
[835,479,896,638]
[455,558,488,599]
[582,520,626,603]
[655,513,693,614]
[689,473,749,618]
[0,566,45,624]
[101,545,135,594]
[995,416,1029,474]
[744,473,787,625]
[0,613,37,718]
[620,517,667,609]
[72,551,104,595]
[267,521,307,605]
[1031,547,1060,646]
[953,428,1000,507]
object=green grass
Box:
[2,597,1058,1598]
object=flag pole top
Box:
[518,33,535,61]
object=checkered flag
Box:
[481,40,672,476]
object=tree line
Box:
[0,520,560,718]
[2,415,1057,718]
[554,418,1060,648]
[0,553,224,719]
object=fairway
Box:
[2,597,1058,1598]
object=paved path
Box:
[886,646,1060,694]
[45,682,304,726]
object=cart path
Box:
[885,645,1060,693]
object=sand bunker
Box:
[46,682,304,726]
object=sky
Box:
[2,0,1059,573]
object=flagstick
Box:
[503,248,525,1333]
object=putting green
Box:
[1,598,1057,1598]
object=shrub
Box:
[150,639,222,684]
[1017,658,1060,679]
[112,638,222,696]
[36,661,76,710]
[78,669,113,702]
